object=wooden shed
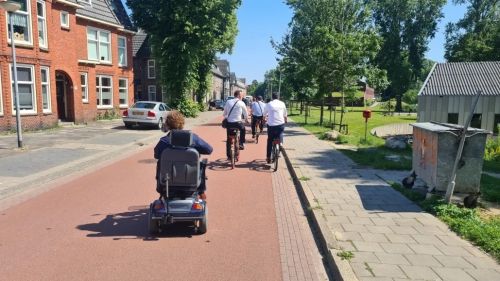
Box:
[417,61,500,133]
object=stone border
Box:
[281,148,359,281]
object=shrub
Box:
[176,99,199,118]
[485,137,500,162]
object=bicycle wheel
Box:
[234,134,239,163]
[273,144,279,172]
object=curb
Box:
[281,147,359,281]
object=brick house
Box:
[132,30,166,102]
[0,0,135,130]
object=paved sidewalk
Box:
[283,122,500,281]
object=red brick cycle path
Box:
[0,118,326,281]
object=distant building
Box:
[132,30,166,102]
[417,61,500,133]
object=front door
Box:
[56,80,66,121]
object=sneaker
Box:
[252,134,255,139]
[266,158,271,164]
[239,144,245,150]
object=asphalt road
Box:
[0,118,284,281]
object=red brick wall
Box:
[0,0,134,131]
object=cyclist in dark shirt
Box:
[154,111,213,199]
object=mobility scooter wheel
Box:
[148,205,160,234]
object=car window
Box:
[132,102,156,109]
[164,104,171,111]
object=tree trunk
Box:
[319,98,324,126]
[339,90,345,127]
[395,95,403,112]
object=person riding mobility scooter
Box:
[149,129,211,234]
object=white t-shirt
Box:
[264,99,287,126]
[223,98,248,122]
[251,101,265,117]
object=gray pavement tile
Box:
[350,262,375,277]
[351,251,380,263]
[335,231,362,241]
[410,234,446,246]
[434,256,474,269]
[360,233,389,243]
[465,269,500,281]
[433,267,476,281]
[400,265,440,280]
[359,277,393,281]
[390,225,419,235]
[370,217,396,226]
[338,241,357,251]
[394,218,424,227]
[374,253,410,265]
[353,241,384,252]
[437,234,470,247]
[380,243,415,254]
[367,263,406,278]
[408,244,444,255]
[385,233,417,244]
[464,256,500,269]
[349,217,374,225]
[342,223,368,232]
[365,225,394,234]
[436,245,474,257]
[404,254,442,267]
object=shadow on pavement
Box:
[138,158,156,164]
[236,159,273,173]
[76,207,195,240]
[207,158,233,171]
[355,185,422,213]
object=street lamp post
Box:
[277,68,282,100]
[1,1,23,148]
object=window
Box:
[81,0,92,4]
[36,0,47,48]
[147,60,156,79]
[470,114,482,129]
[119,78,128,107]
[87,28,111,63]
[494,114,500,134]
[118,36,127,67]
[40,67,51,113]
[80,73,88,102]
[7,0,32,44]
[96,75,112,108]
[10,64,36,114]
[148,85,156,101]
[448,113,458,124]
[60,11,69,28]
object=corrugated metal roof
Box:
[76,0,134,31]
[419,61,500,96]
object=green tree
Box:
[277,0,384,126]
[126,0,241,116]
[247,80,260,96]
[371,0,446,111]
[445,0,500,61]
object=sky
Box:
[123,0,468,83]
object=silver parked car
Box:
[122,101,171,129]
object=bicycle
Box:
[270,137,281,172]
[255,118,264,144]
[227,128,240,169]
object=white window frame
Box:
[148,85,156,101]
[37,0,47,49]
[80,72,88,103]
[9,64,37,115]
[40,66,51,113]
[87,27,111,63]
[118,78,128,107]
[117,36,127,67]
[6,0,33,46]
[96,75,113,109]
[147,60,156,79]
[60,11,69,29]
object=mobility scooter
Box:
[148,130,208,234]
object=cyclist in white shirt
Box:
[223,90,249,157]
[263,93,288,164]
[250,96,266,138]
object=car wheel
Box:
[157,117,163,130]
[148,205,160,235]
[124,122,133,129]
